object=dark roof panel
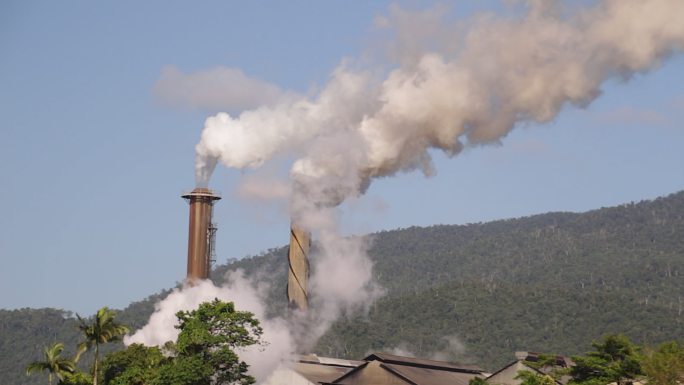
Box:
[382,363,484,385]
[364,352,483,373]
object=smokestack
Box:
[182,188,221,282]
[287,223,310,311]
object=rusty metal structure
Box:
[182,187,221,282]
[287,223,310,311]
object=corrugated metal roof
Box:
[486,360,563,385]
[382,363,483,385]
[330,361,403,385]
[329,360,484,385]
[299,354,365,367]
[364,352,483,373]
[294,362,358,384]
[317,356,365,367]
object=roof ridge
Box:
[364,353,483,374]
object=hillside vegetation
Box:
[3,191,683,385]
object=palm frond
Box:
[25,342,76,379]
[26,362,49,375]
[74,342,89,363]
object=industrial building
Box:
[261,351,576,385]
[263,353,487,385]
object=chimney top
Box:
[182,188,221,200]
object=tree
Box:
[76,307,130,385]
[164,299,264,385]
[569,334,642,385]
[26,342,76,385]
[155,355,215,385]
[524,354,568,381]
[515,370,557,385]
[101,299,263,385]
[641,341,684,385]
[469,377,488,385]
[58,371,92,385]
[525,354,558,370]
[100,344,166,385]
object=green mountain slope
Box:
[3,191,683,384]
[0,309,83,385]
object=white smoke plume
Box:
[381,335,468,363]
[430,335,469,363]
[125,272,294,381]
[196,0,684,194]
[288,216,385,354]
[124,263,379,383]
[154,65,296,112]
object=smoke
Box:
[430,335,469,363]
[387,344,418,358]
[125,272,294,381]
[125,262,381,383]
[196,0,684,196]
[154,65,295,113]
[381,335,469,363]
[194,66,374,186]
[292,216,385,353]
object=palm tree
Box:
[76,307,129,385]
[26,342,76,385]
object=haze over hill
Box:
[2,191,683,385]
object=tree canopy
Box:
[26,343,76,385]
[101,299,263,385]
[569,334,642,385]
[641,340,684,385]
[515,370,557,385]
[76,307,130,385]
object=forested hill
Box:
[218,190,683,367]
[3,191,684,385]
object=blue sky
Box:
[1,1,682,315]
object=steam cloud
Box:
[130,0,684,383]
[196,0,684,197]
[154,65,294,112]
[125,273,294,380]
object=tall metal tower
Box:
[182,187,221,282]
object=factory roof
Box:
[294,361,358,384]
[486,359,564,385]
[382,362,484,385]
[262,355,364,385]
[294,354,365,384]
[364,352,484,373]
[328,352,486,385]
[299,354,365,367]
